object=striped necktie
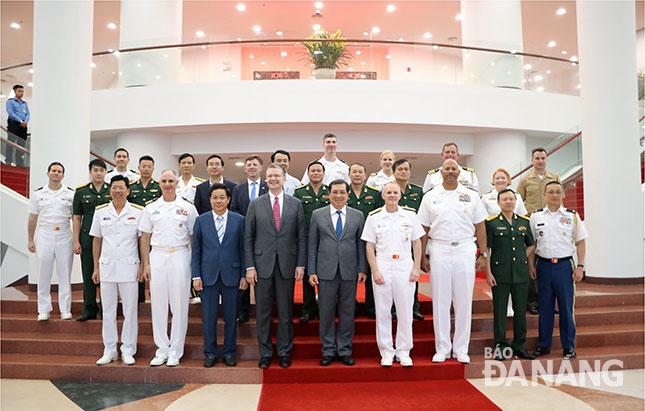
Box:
[216,215,224,243]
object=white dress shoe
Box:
[432,353,447,363]
[396,354,413,367]
[166,356,180,367]
[380,356,393,367]
[150,356,168,367]
[122,354,135,365]
[96,354,119,365]
[37,313,49,321]
[453,353,471,364]
[60,312,73,320]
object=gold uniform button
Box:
[512,247,516,251]
[512,237,515,241]
[513,257,516,261]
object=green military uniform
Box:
[485,213,534,352]
[293,183,330,317]
[73,181,111,317]
[347,184,383,317]
[127,178,161,302]
[397,183,423,315]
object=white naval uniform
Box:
[366,170,395,192]
[529,206,589,259]
[418,184,487,357]
[176,175,204,203]
[301,156,351,186]
[104,168,140,184]
[89,202,143,357]
[283,173,302,196]
[139,196,197,360]
[361,206,425,359]
[481,188,528,217]
[28,185,75,315]
[422,166,480,193]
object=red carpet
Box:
[258,379,500,411]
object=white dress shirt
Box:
[247,179,262,200]
[268,191,284,218]
[105,168,140,184]
[29,185,75,229]
[361,207,425,261]
[366,170,395,191]
[138,197,198,247]
[330,205,347,230]
[301,156,351,186]
[530,206,589,258]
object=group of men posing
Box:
[28,133,588,369]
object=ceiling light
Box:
[28,69,34,74]
[371,27,380,34]
[235,161,244,167]
[386,5,396,12]
[107,23,117,30]
[507,71,511,75]
[534,75,543,81]
[90,62,96,68]
[546,70,552,74]
[313,24,321,31]
[314,1,324,9]
[490,80,495,84]
[537,86,544,92]
[108,48,114,53]
[432,45,439,50]
[260,61,266,65]
[252,25,261,33]
[577,84,581,89]
[276,31,283,36]
[385,54,391,59]
[281,51,287,57]
[356,50,362,55]
[156,75,161,79]
[561,50,568,55]
[250,54,254,59]
[237,3,246,11]
[361,62,366,65]
[456,13,463,20]
[443,65,448,70]
[137,63,142,67]
[490,62,495,66]
[569,56,578,62]
[524,64,532,70]
[363,32,369,36]
[10,22,20,29]
[398,37,404,41]
[201,45,206,49]
[286,68,290,72]
[547,41,556,47]
[424,32,432,39]
[556,8,566,15]
[510,49,517,54]
[469,73,475,78]
[196,30,205,37]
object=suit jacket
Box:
[231,180,268,216]
[244,193,306,279]
[308,206,368,281]
[191,211,245,287]
[194,179,237,215]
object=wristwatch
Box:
[480,252,488,258]
[577,264,584,268]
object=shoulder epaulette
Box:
[517,214,530,221]
[370,172,377,176]
[295,184,306,190]
[366,185,379,191]
[76,183,89,189]
[195,177,205,182]
[402,206,416,212]
[130,169,140,174]
[565,209,577,214]
[339,159,348,165]
[131,203,144,210]
[462,166,475,172]
[427,168,439,174]
[182,196,195,204]
[67,186,74,191]
[486,214,498,221]
[368,207,383,216]
[483,190,493,195]
[95,203,109,210]
[410,183,422,189]
[129,180,138,186]
[34,186,44,192]
[534,208,544,213]
[145,199,155,205]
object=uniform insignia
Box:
[365,196,373,200]
[150,189,158,192]
[177,209,189,216]
[96,203,109,209]
[410,183,422,189]
[463,166,475,172]
[427,168,439,174]
[127,216,137,220]
[518,226,527,230]
[486,214,498,221]
[76,183,89,189]
[67,186,74,191]
[182,196,194,204]
[401,206,416,211]
[559,216,572,225]
[370,172,377,176]
[458,193,471,202]
[130,169,140,174]
[534,208,544,213]
[131,204,144,210]
[34,186,44,192]
[145,199,155,205]
[195,177,206,182]
[152,210,161,215]
[367,186,379,191]
[496,226,507,230]
[368,207,383,216]
[517,214,530,221]
[565,209,577,214]
[410,193,418,197]
[295,185,306,190]
[322,195,330,199]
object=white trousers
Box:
[101,281,138,356]
[149,248,190,359]
[430,241,476,357]
[373,258,415,358]
[35,228,73,314]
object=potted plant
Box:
[302,29,352,79]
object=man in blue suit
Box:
[194,154,237,215]
[191,183,248,367]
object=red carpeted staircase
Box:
[1,164,30,197]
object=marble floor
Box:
[2,369,643,411]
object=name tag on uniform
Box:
[102,217,111,221]
[496,226,507,230]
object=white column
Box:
[30,0,94,285]
[577,0,643,280]
[116,132,175,179]
[118,0,182,87]
[460,0,524,89]
[467,131,526,193]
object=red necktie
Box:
[273,196,281,231]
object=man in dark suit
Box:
[194,154,237,215]
[191,183,247,368]
[308,179,368,367]
[231,155,268,323]
[245,163,306,369]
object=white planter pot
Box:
[313,68,336,79]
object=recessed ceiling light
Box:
[252,25,261,33]
[534,75,543,81]
[386,5,396,12]
[524,64,532,70]
[490,62,495,66]
[469,73,475,78]
[577,84,581,89]
[443,65,448,70]
[27,82,33,87]
[546,70,552,74]
[156,75,161,79]
[385,54,391,59]
[547,41,556,47]
[260,61,266,65]
[276,31,283,36]
[398,37,404,41]
[569,56,578,62]
[556,8,566,15]
[456,13,463,21]
[10,22,20,29]
[201,45,206,50]
[355,50,362,55]
[137,63,142,67]
[361,62,366,65]
[107,23,117,30]
[314,2,324,9]
[363,32,369,36]
[423,32,432,39]
[490,80,495,84]
[371,27,380,34]
[432,45,439,50]
[286,68,290,72]
[250,54,254,59]
[28,69,34,74]
[537,86,544,92]
[561,50,568,55]
[236,3,246,11]
[235,161,244,167]
[281,51,287,57]
[196,30,205,37]
[507,70,511,74]
[313,24,321,31]
[113,50,120,56]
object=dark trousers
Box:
[527,278,539,310]
[537,259,576,350]
[237,285,252,317]
[255,257,295,358]
[138,281,146,303]
[5,120,27,167]
[492,282,529,351]
[319,269,357,357]
[200,277,238,357]
[80,244,100,317]
[302,268,317,316]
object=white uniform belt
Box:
[39,225,71,231]
[152,245,189,253]
[431,238,474,247]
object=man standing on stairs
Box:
[516,148,561,316]
[139,169,198,367]
[90,175,143,366]
[5,84,29,167]
[73,159,111,322]
[301,133,350,185]
[28,162,75,321]
[530,181,588,360]
[422,142,479,193]
[104,148,139,184]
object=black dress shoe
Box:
[236,314,249,324]
[513,348,536,360]
[529,306,539,315]
[299,313,315,323]
[223,356,237,367]
[204,357,217,368]
[76,314,96,322]
[338,355,355,366]
[279,356,291,368]
[563,349,577,359]
[413,311,425,320]
[554,309,560,315]
[533,346,551,357]
[258,357,271,369]
[493,352,506,361]
[320,356,334,366]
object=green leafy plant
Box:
[302,29,352,69]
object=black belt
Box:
[537,256,573,264]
